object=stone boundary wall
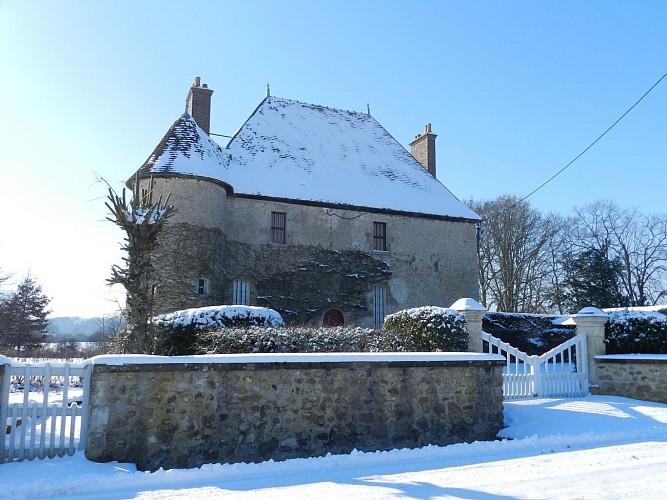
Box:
[596,355,667,402]
[85,353,504,471]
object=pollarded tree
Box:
[0,275,51,354]
[106,176,176,354]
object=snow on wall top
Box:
[135,97,480,221]
[90,352,505,366]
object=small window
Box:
[197,278,209,296]
[271,211,286,244]
[373,221,387,251]
[373,286,387,330]
[233,280,251,306]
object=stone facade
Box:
[129,82,482,327]
[85,354,504,471]
[143,177,479,326]
[596,356,667,403]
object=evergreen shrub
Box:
[379,306,468,352]
[483,312,575,355]
[605,310,667,354]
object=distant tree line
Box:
[0,269,120,357]
[467,196,667,313]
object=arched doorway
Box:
[323,308,344,326]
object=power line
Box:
[520,71,667,203]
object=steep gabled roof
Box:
[134,96,480,221]
[134,113,230,180]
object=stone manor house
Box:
[128,77,481,328]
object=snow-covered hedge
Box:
[605,310,667,354]
[195,326,378,354]
[154,305,284,329]
[379,306,468,352]
[153,305,285,355]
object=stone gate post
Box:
[451,298,488,353]
[572,307,609,391]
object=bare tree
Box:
[0,268,11,300]
[571,201,667,306]
[91,314,124,342]
[468,195,563,313]
[106,176,176,353]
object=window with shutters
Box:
[271,211,286,244]
[373,286,387,330]
[373,221,387,251]
[233,280,251,305]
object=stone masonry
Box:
[85,355,504,471]
[596,356,667,404]
[143,174,479,327]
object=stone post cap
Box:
[450,298,487,312]
[574,307,609,319]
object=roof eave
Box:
[231,193,481,223]
[126,171,234,195]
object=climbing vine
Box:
[226,243,392,324]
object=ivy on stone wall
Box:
[151,224,227,314]
[226,243,392,324]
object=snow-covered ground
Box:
[2,395,667,499]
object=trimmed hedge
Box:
[153,305,471,356]
[194,326,378,355]
[379,306,468,352]
[605,310,667,354]
[153,305,285,355]
[483,312,576,356]
[153,305,284,329]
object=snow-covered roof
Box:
[135,96,480,221]
[135,112,230,179]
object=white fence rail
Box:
[482,332,588,399]
[1,360,91,463]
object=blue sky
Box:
[1,1,665,318]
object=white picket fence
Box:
[1,360,91,463]
[482,331,589,399]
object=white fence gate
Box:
[1,360,91,463]
[482,332,589,399]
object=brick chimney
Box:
[186,76,214,135]
[409,123,437,177]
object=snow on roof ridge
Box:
[266,95,369,117]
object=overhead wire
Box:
[520,71,667,203]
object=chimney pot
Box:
[194,76,201,87]
[425,123,432,134]
[203,83,208,88]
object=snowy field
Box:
[2,395,667,499]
